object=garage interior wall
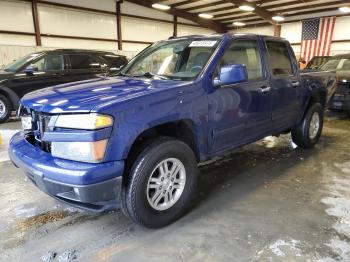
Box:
[0,0,214,67]
[231,16,350,58]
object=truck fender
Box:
[119,118,204,162]
[0,84,20,110]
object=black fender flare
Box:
[0,84,20,110]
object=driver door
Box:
[208,37,272,153]
[10,54,65,98]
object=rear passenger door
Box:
[64,53,104,82]
[264,39,301,129]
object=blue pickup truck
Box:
[9,34,335,228]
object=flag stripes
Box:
[301,17,336,63]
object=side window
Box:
[31,54,63,71]
[102,55,127,68]
[68,54,91,69]
[342,59,350,70]
[266,41,294,76]
[90,54,105,68]
[218,40,263,81]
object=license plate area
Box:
[21,116,32,130]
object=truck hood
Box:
[21,76,187,113]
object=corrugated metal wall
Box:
[0,0,214,67]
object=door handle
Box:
[260,86,271,93]
[291,81,300,88]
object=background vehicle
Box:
[318,54,350,113]
[10,34,335,228]
[0,49,128,123]
[303,56,331,71]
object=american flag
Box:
[301,17,336,63]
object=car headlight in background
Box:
[51,139,108,163]
[53,113,113,130]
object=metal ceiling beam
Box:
[183,1,229,12]
[228,6,342,28]
[172,0,202,8]
[216,0,346,22]
[227,0,275,24]
[126,0,227,32]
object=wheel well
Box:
[309,90,327,108]
[126,120,199,166]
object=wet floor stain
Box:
[17,210,71,230]
[2,210,71,250]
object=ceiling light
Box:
[233,21,246,26]
[339,6,350,13]
[151,3,170,10]
[199,13,213,19]
[239,5,255,12]
[272,15,285,22]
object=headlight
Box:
[51,139,108,163]
[54,113,113,130]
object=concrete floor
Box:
[1,113,350,261]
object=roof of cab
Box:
[41,49,126,57]
[168,33,286,41]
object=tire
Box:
[0,94,11,124]
[291,102,324,148]
[121,137,198,228]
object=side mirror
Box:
[214,64,248,87]
[24,64,38,75]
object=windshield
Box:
[320,57,350,71]
[305,56,330,70]
[3,52,42,72]
[121,38,220,80]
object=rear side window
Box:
[68,54,91,69]
[102,55,127,68]
[341,59,350,70]
[266,41,294,76]
[219,40,263,81]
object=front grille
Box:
[33,112,52,152]
[20,107,53,153]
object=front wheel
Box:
[291,103,324,148]
[0,94,11,124]
[121,138,198,228]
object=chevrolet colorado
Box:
[9,34,336,228]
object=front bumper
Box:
[9,132,125,211]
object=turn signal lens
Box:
[54,114,113,130]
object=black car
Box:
[0,49,128,123]
[319,54,350,113]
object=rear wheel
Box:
[0,94,11,124]
[121,137,198,228]
[291,103,323,148]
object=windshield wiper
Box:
[115,71,129,77]
[132,72,169,80]
[116,71,169,79]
